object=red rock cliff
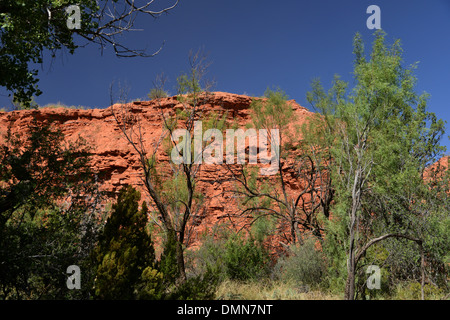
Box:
[0,92,314,248]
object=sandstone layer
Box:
[0,92,314,248]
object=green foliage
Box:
[148,88,169,100]
[306,30,449,298]
[159,231,218,300]
[158,232,181,285]
[189,227,271,283]
[274,237,326,288]
[175,108,190,120]
[94,186,218,300]
[131,52,216,287]
[39,102,87,110]
[171,267,218,300]
[164,261,218,300]
[185,226,229,279]
[250,87,295,152]
[0,119,102,299]
[223,234,271,281]
[177,73,202,100]
[393,281,445,300]
[251,87,293,132]
[13,99,87,110]
[135,266,164,300]
[0,0,100,106]
[161,173,191,213]
[240,86,328,244]
[0,119,93,212]
[250,213,277,245]
[93,185,162,299]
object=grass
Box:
[215,279,342,300]
[214,279,450,300]
[39,102,88,110]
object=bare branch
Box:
[75,0,179,57]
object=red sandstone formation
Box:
[0,92,315,248]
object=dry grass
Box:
[39,102,87,110]
[215,279,343,300]
[214,279,450,300]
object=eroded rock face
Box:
[0,92,314,248]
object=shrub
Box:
[167,267,219,300]
[159,232,219,300]
[186,228,271,282]
[223,234,271,281]
[274,237,326,288]
[40,102,87,109]
[148,88,169,100]
[393,281,445,300]
[185,232,227,280]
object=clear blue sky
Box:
[1,0,450,147]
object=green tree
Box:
[93,185,162,300]
[306,31,448,300]
[0,0,178,107]
[0,119,103,299]
[227,88,333,245]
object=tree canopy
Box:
[305,30,449,300]
[0,0,178,107]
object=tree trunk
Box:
[175,235,187,283]
[345,174,359,300]
[420,243,425,300]
[350,233,424,300]
[345,267,356,300]
[345,220,357,300]
[290,214,298,244]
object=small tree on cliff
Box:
[111,50,226,284]
[306,31,448,300]
[225,88,333,245]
